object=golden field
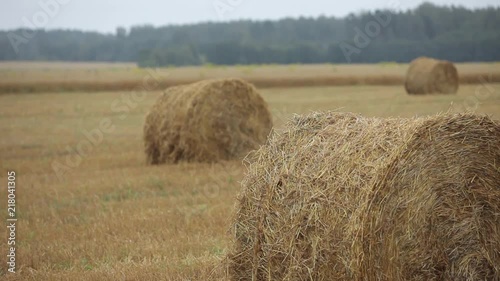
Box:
[0,62,499,280]
[1,61,500,93]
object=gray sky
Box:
[1,0,499,33]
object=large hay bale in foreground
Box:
[144,79,272,164]
[405,57,459,94]
[228,112,500,280]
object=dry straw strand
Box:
[144,78,273,164]
[227,111,500,281]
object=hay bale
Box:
[228,112,500,280]
[405,57,459,94]
[143,78,272,164]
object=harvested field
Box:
[228,112,500,280]
[1,62,499,94]
[0,65,499,280]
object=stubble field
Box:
[0,62,499,280]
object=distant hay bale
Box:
[143,78,272,164]
[405,57,459,94]
[228,112,500,280]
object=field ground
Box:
[1,61,500,93]
[2,61,500,82]
[0,63,499,280]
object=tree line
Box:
[1,2,499,66]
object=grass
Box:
[0,65,499,280]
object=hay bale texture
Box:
[228,112,500,280]
[143,79,272,164]
[405,57,459,95]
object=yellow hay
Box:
[144,79,272,164]
[228,112,500,280]
[405,57,459,94]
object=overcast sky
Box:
[1,0,499,33]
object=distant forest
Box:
[1,2,499,66]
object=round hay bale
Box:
[143,78,272,164]
[405,57,459,95]
[228,112,500,280]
